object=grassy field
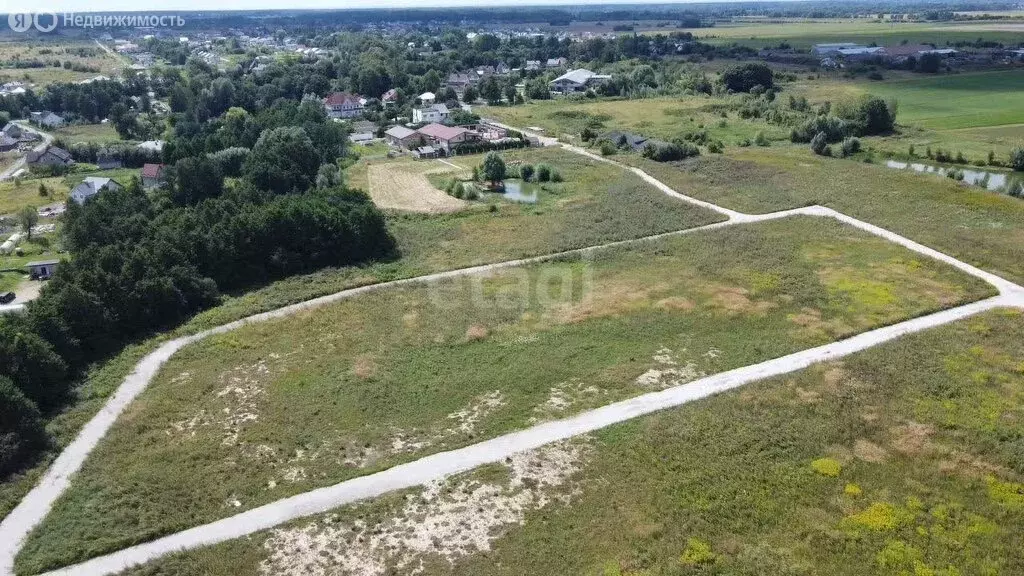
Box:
[484,96,789,145]
[0,146,720,523]
[15,215,995,574]
[53,123,122,145]
[681,18,1024,48]
[0,176,68,216]
[0,39,124,87]
[118,306,1024,576]
[618,146,1024,285]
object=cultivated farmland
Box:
[367,160,468,213]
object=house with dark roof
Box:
[322,92,364,119]
[26,145,74,168]
[416,123,476,154]
[384,126,422,149]
[29,111,65,128]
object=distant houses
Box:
[381,88,399,107]
[416,123,473,155]
[811,42,959,63]
[69,176,121,205]
[384,121,518,157]
[549,69,612,95]
[418,92,436,106]
[322,92,364,119]
[29,111,65,129]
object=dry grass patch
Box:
[367,161,467,213]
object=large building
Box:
[549,69,612,95]
[322,92,364,119]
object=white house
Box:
[549,69,612,95]
[69,177,121,205]
[418,92,436,106]
[412,103,449,124]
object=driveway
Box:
[0,123,54,181]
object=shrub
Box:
[946,168,964,181]
[642,141,700,162]
[790,115,849,143]
[840,137,861,157]
[737,138,751,147]
[1007,180,1023,198]
[452,182,465,199]
[754,131,769,147]
[551,170,563,183]
[811,457,842,477]
[1011,147,1024,172]
[720,63,774,93]
[810,131,829,156]
[706,140,724,154]
[519,164,535,181]
[464,185,479,200]
[908,144,915,157]
[536,164,552,182]
[679,538,717,566]
[988,150,996,165]
[598,139,617,156]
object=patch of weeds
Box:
[811,457,842,477]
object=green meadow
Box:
[14,215,995,574]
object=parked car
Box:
[0,292,15,305]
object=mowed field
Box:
[15,216,995,574]
[680,18,1024,48]
[366,160,468,213]
[125,306,1024,576]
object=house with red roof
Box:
[381,88,398,107]
[416,123,477,154]
[322,92,364,119]
[141,163,166,189]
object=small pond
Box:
[885,160,1008,192]
[496,179,540,203]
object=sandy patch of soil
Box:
[635,347,707,389]
[168,358,277,445]
[260,440,590,576]
[853,439,889,463]
[530,380,605,422]
[889,422,936,456]
[367,163,467,214]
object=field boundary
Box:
[3,126,1024,576]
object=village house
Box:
[381,88,399,107]
[141,163,166,189]
[26,145,74,168]
[29,111,65,129]
[412,103,450,124]
[384,125,422,149]
[525,60,542,71]
[417,123,476,154]
[546,57,568,68]
[0,134,16,152]
[96,152,123,170]
[69,176,122,205]
[322,92,364,119]
[443,73,475,96]
[549,69,612,94]
[26,259,59,280]
[418,92,436,106]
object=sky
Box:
[7,0,769,16]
